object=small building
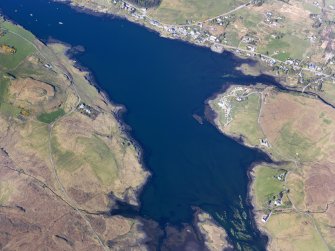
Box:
[260,138,270,147]
[77,103,99,119]
[262,211,272,223]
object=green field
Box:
[51,134,83,172]
[253,166,286,208]
[259,34,309,61]
[274,122,320,162]
[212,91,264,146]
[52,134,118,185]
[267,213,329,251]
[78,136,118,185]
[0,75,9,104]
[38,108,65,124]
[149,0,247,24]
[0,21,36,69]
[0,74,21,117]
[0,182,12,204]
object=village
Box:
[108,0,335,94]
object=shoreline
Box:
[205,84,277,250]
[0,16,154,250]
[61,43,152,209]
[207,82,335,250]
[5,4,282,246]
[205,96,273,250]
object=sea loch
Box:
[0,0,279,249]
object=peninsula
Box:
[0,17,149,250]
[210,84,335,250]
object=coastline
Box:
[248,165,275,250]
[3,1,335,248]
[60,42,151,208]
[1,9,266,249]
[205,87,274,249]
[208,82,335,250]
[0,16,153,250]
[206,84,275,249]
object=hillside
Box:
[210,85,335,250]
[0,18,149,250]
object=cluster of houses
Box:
[78,103,99,119]
[264,11,284,26]
[210,14,236,27]
[310,13,323,28]
[112,0,334,87]
[262,171,287,223]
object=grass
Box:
[51,135,83,172]
[225,31,240,47]
[319,80,335,106]
[238,9,263,29]
[149,0,247,24]
[302,2,322,14]
[286,172,305,209]
[0,103,21,117]
[0,75,21,117]
[227,93,264,146]
[259,34,309,60]
[37,108,65,124]
[266,213,329,251]
[0,21,36,70]
[274,52,291,61]
[0,182,12,204]
[21,122,50,157]
[274,122,319,162]
[52,134,118,185]
[78,136,118,185]
[253,165,286,208]
[0,76,9,104]
[211,91,264,146]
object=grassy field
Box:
[21,121,50,157]
[0,21,36,69]
[274,122,319,162]
[212,86,335,250]
[266,213,329,251]
[286,172,305,209]
[149,0,247,24]
[37,108,65,124]
[51,134,83,172]
[211,90,264,146]
[259,34,309,61]
[51,134,118,185]
[0,74,21,117]
[0,75,9,104]
[253,165,286,208]
[78,136,118,185]
[0,182,12,204]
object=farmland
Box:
[0,19,149,250]
[210,85,335,250]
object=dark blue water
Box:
[0,1,278,249]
